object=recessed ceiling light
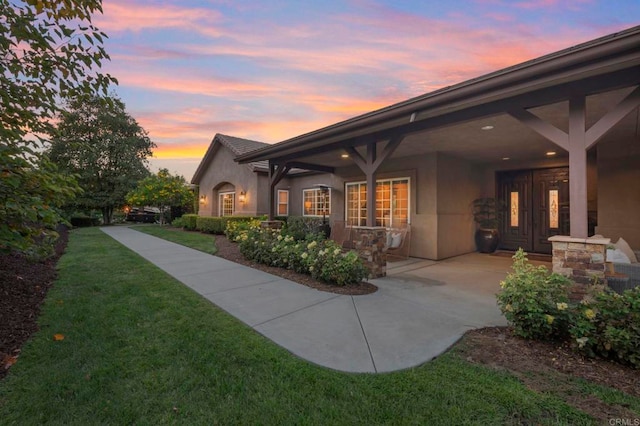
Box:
[341,153,349,158]
[546,151,556,156]
[502,157,510,160]
[481,125,494,130]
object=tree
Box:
[126,169,195,224]
[48,95,156,225]
[1,0,116,255]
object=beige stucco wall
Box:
[436,153,483,259]
[278,151,481,260]
[196,144,261,216]
[596,135,640,248]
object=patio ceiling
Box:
[288,86,639,168]
[236,26,640,169]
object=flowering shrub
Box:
[225,218,262,241]
[496,249,573,339]
[569,287,640,368]
[236,226,367,286]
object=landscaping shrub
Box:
[181,214,198,230]
[497,248,640,369]
[225,218,262,241]
[171,216,187,228]
[236,225,367,286]
[569,287,640,368]
[496,249,573,340]
[196,217,228,234]
[70,215,100,227]
[285,216,324,241]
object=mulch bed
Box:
[0,226,69,380]
[457,327,640,422]
[212,235,378,296]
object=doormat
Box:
[491,251,552,262]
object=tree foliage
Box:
[48,96,156,225]
[126,169,195,224]
[1,0,115,255]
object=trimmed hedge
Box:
[195,216,265,235]
[181,214,198,231]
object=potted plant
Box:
[472,197,502,253]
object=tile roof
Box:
[216,134,270,171]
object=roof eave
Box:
[236,26,640,164]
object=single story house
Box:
[193,26,640,261]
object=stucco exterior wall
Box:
[196,144,260,216]
[436,153,483,259]
[596,135,640,248]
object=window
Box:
[510,191,519,227]
[218,191,235,216]
[277,190,289,216]
[345,178,409,227]
[303,188,331,216]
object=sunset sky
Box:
[93,0,640,180]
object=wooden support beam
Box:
[268,162,291,220]
[508,108,569,151]
[585,85,640,149]
[284,161,335,174]
[346,138,405,227]
[365,143,377,226]
[569,96,588,238]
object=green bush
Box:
[496,249,573,340]
[70,215,101,227]
[196,217,227,234]
[237,225,367,286]
[569,287,640,368]
[285,216,324,241]
[181,214,198,230]
[171,216,186,228]
[225,218,263,241]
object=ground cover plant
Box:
[3,228,638,424]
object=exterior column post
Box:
[365,143,376,227]
[568,96,588,238]
[268,161,291,220]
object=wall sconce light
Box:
[239,191,246,204]
[199,195,206,204]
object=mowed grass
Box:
[0,228,616,425]
[131,224,217,254]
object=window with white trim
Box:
[345,178,409,227]
[303,188,331,216]
[277,190,289,216]
[218,191,235,216]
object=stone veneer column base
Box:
[548,235,610,300]
[350,227,387,279]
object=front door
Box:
[498,168,570,254]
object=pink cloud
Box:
[96,1,224,36]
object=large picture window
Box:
[218,191,235,216]
[303,188,331,216]
[345,178,409,227]
[277,190,289,216]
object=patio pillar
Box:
[268,162,291,220]
[508,85,640,239]
[347,137,404,227]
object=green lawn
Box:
[131,224,218,254]
[0,227,635,424]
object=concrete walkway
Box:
[101,227,508,373]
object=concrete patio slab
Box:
[255,296,376,373]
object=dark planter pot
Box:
[475,228,500,253]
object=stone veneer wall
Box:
[549,236,610,298]
[351,227,387,279]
